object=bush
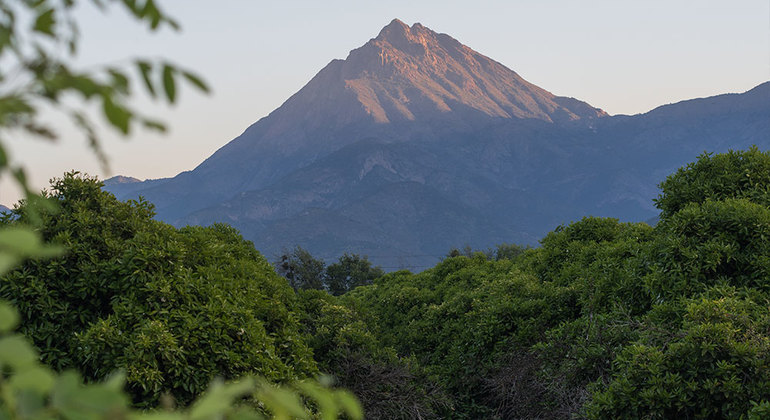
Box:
[586,288,770,419]
[655,146,770,218]
[297,289,449,419]
[1,173,317,406]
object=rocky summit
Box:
[106,19,770,270]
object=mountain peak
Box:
[329,20,607,124]
[212,19,607,162]
[376,18,409,38]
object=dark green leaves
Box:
[181,70,209,94]
[137,60,155,97]
[162,64,176,103]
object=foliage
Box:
[445,243,529,261]
[275,248,384,295]
[644,198,770,299]
[1,173,318,406]
[326,253,384,296]
[276,246,326,291]
[297,290,449,419]
[346,255,579,417]
[0,300,363,420]
[0,1,363,418]
[655,147,770,218]
[586,287,770,419]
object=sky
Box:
[1,0,769,206]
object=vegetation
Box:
[0,0,361,418]
[2,173,320,405]
[336,147,770,418]
[276,247,384,296]
[0,4,765,418]
[3,142,769,420]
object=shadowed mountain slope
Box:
[106,20,770,269]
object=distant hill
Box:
[106,19,770,269]
[0,204,9,213]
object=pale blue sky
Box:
[2,0,769,205]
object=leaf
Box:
[136,61,156,98]
[102,96,132,134]
[108,69,130,94]
[33,8,56,37]
[0,335,39,369]
[0,143,6,167]
[0,301,19,332]
[0,226,42,255]
[9,365,56,394]
[181,70,209,93]
[256,383,309,420]
[162,64,176,103]
[0,253,20,275]
[22,122,57,140]
[189,377,256,420]
[334,391,363,420]
[142,118,166,133]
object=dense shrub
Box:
[655,147,770,218]
[645,198,770,299]
[298,290,449,419]
[587,287,770,419]
[0,173,317,406]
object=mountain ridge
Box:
[105,20,770,268]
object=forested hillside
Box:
[4,147,770,418]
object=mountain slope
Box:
[106,20,770,269]
[111,19,605,222]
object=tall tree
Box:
[326,253,384,296]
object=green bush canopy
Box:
[5,147,770,418]
[1,173,317,406]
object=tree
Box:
[0,2,361,417]
[1,173,320,406]
[275,246,326,291]
[0,0,208,298]
[325,253,384,296]
[655,146,770,218]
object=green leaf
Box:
[0,301,19,332]
[162,64,176,103]
[181,70,209,93]
[9,366,56,394]
[0,335,39,369]
[256,383,309,420]
[334,391,363,420]
[189,377,256,420]
[33,8,56,36]
[129,413,185,420]
[0,252,20,275]
[142,118,166,133]
[0,226,64,260]
[108,69,130,94]
[0,226,41,255]
[136,61,156,98]
[102,96,132,134]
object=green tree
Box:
[325,253,384,296]
[655,146,770,218]
[587,287,770,419]
[0,1,362,417]
[1,173,320,406]
[275,246,326,291]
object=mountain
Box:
[114,19,606,223]
[0,204,9,213]
[107,19,770,269]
